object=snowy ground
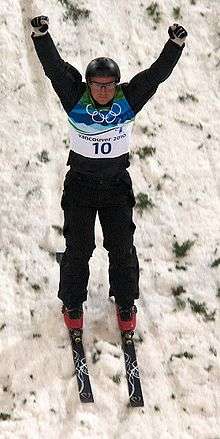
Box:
[0,0,220,438]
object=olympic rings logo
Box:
[86,103,121,124]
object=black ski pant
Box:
[58,170,139,309]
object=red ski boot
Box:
[116,304,137,332]
[62,305,83,330]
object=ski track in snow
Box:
[1,0,220,438]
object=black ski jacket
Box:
[32,33,185,177]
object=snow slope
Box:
[0,0,220,438]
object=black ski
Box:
[56,252,94,404]
[69,329,94,403]
[121,331,144,407]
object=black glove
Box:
[168,23,188,47]
[31,16,49,37]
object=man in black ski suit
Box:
[31,16,187,330]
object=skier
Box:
[31,16,187,332]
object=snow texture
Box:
[0,0,220,438]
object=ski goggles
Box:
[89,81,117,90]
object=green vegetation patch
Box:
[63,138,70,148]
[135,192,155,214]
[173,7,182,20]
[174,296,186,310]
[136,146,156,159]
[211,258,220,268]
[140,126,157,137]
[209,346,217,357]
[0,413,11,421]
[170,351,194,361]
[172,285,186,296]
[112,373,121,384]
[146,2,162,24]
[188,298,216,322]
[37,150,50,163]
[58,0,90,23]
[0,323,6,331]
[52,225,63,236]
[173,239,195,258]
[92,342,101,364]
[178,93,199,103]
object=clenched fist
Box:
[168,23,188,47]
[31,16,49,37]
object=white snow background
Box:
[0,0,220,438]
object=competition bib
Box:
[69,121,134,158]
[68,86,135,159]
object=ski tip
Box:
[127,394,144,407]
[80,394,95,404]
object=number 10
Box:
[93,142,112,155]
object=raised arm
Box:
[31,16,85,114]
[122,23,188,114]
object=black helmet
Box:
[85,57,121,83]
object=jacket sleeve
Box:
[31,32,84,113]
[122,39,185,115]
